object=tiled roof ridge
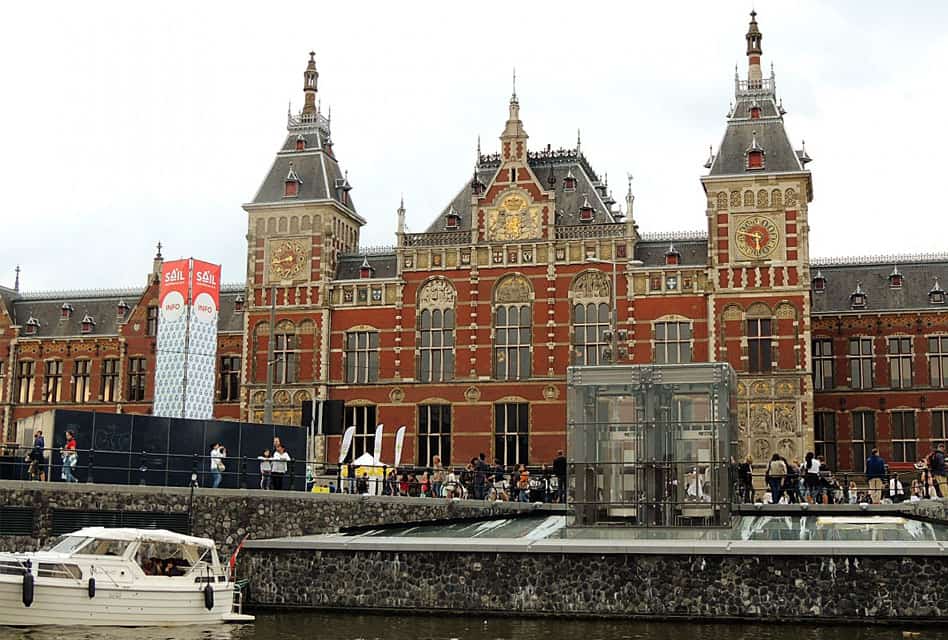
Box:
[18,282,247,300]
[811,252,948,267]
[639,230,708,241]
[340,246,397,257]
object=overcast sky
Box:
[3,1,947,292]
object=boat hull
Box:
[0,576,240,626]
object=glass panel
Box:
[420,310,431,330]
[574,304,585,323]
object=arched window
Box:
[493,275,532,380]
[569,270,611,366]
[274,321,298,384]
[417,279,456,383]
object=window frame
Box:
[929,336,948,388]
[126,357,147,402]
[493,303,531,381]
[572,302,610,366]
[813,411,837,471]
[746,318,772,374]
[44,360,64,403]
[851,410,876,474]
[887,336,913,389]
[146,306,158,337]
[101,358,119,402]
[220,356,241,402]
[343,404,377,462]
[812,337,834,391]
[345,330,379,384]
[494,402,529,466]
[71,359,92,403]
[16,360,35,404]
[931,409,947,445]
[848,337,874,390]
[655,320,693,365]
[417,404,451,467]
[418,309,455,383]
[274,332,299,385]
[890,410,917,463]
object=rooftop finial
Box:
[302,51,319,115]
[746,9,763,85]
[14,265,20,292]
[576,129,581,154]
[512,67,517,102]
[476,135,481,161]
[625,173,635,219]
[156,241,163,259]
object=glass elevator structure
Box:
[567,363,737,527]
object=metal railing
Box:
[735,468,946,505]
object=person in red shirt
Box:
[61,430,78,483]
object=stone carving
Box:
[274,390,290,405]
[754,438,771,462]
[571,270,611,300]
[778,437,796,460]
[494,275,531,303]
[419,278,456,309]
[252,391,266,404]
[716,192,727,210]
[775,303,797,320]
[542,384,559,400]
[751,380,770,397]
[730,191,741,208]
[738,409,748,434]
[757,189,768,208]
[737,382,747,396]
[750,404,771,434]
[722,305,742,321]
[774,404,795,434]
[785,188,797,207]
[737,440,748,460]
[746,302,772,317]
[464,386,481,402]
[743,191,753,207]
[389,387,405,404]
[294,390,311,404]
[776,381,795,397]
[771,189,782,207]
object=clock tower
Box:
[241,52,365,427]
[701,11,815,466]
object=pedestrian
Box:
[865,447,886,504]
[929,443,947,498]
[356,472,369,495]
[61,430,79,483]
[475,453,490,500]
[784,457,800,504]
[516,464,531,503]
[552,449,567,503]
[28,430,46,481]
[209,443,224,488]
[258,449,272,489]
[888,474,906,503]
[801,451,821,504]
[271,444,290,490]
[460,462,475,499]
[848,480,859,504]
[431,456,445,498]
[765,453,786,504]
[738,455,755,503]
[443,469,459,499]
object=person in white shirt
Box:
[209,444,225,488]
[271,444,290,490]
[258,449,272,490]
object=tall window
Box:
[345,331,378,383]
[849,337,874,389]
[494,304,531,380]
[655,321,692,364]
[572,302,609,366]
[814,412,837,471]
[931,410,947,445]
[220,356,240,402]
[44,360,63,403]
[813,338,834,391]
[101,359,119,402]
[495,403,529,466]
[127,357,146,401]
[929,336,948,387]
[71,360,92,403]
[851,411,876,473]
[16,361,35,403]
[891,411,917,463]
[344,404,376,461]
[146,306,158,336]
[275,333,299,384]
[419,309,455,382]
[418,404,451,467]
[747,318,772,373]
[888,337,913,389]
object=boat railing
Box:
[232,578,249,615]
[0,560,26,576]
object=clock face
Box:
[269,240,307,280]
[735,215,780,259]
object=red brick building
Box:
[2,13,946,472]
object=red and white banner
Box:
[159,259,190,324]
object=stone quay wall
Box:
[0,481,538,557]
[243,548,948,622]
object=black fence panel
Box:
[0,507,34,536]
[51,509,189,536]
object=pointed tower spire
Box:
[625,173,635,218]
[500,73,528,162]
[576,129,582,154]
[13,265,20,292]
[512,67,517,102]
[302,51,319,115]
[397,195,406,235]
[746,10,763,86]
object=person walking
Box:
[738,455,755,503]
[801,451,821,504]
[61,431,79,483]
[552,450,567,503]
[258,449,273,489]
[28,430,46,481]
[865,448,886,504]
[431,456,445,498]
[271,444,290,490]
[209,443,224,488]
[765,454,787,504]
[929,443,947,498]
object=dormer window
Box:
[295,134,305,151]
[234,294,245,313]
[24,316,40,336]
[749,101,761,119]
[850,282,867,310]
[812,270,826,293]
[335,173,352,206]
[889,265,903,289]
[116,300,130,319]
[81,314,96,334]
[665,243,681,266]
[284,162,301,198]
[563,168,577,192]
[359,256,374,279]
[578,195,594,223]
[445,205,460,230]
[930,278,946,305]
[61,303,74,320]
[745,131,765,171]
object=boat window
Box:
[44,536,92,554]
[38,563,82,579]
[78,539,131,557]
[0,560,26,576]
[137,542,197,577]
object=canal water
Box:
[0,613,945,640]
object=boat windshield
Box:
[43,536,93,554]
[76,538,131,557]
[137,542,207,577]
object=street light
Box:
[587,258,644,364]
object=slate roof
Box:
[635,233,709,267]
[423,150,617,233]
[810,256,948,314]
[334,254,399,280]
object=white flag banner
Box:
[393,425,407,468]
[372,424,384,463]
[338,426,357,464]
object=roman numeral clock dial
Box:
[735,215,779,260]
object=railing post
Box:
[139,451,148,486]
[192,453,200,489]
[86,446,95,484]
[239,456,247,490]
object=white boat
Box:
[0,527,254,626]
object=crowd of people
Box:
[735,442,948,505]
[336,450,569,503]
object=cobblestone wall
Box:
[0,481,537,557]
[243,548,948,622]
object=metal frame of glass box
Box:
[566,363,737,527]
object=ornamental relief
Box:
[771,189,783,207]
[730,191,741,208]
[750,404,771,434]
[785,188,798,207]
[754,438,771,462]
[716,192,728,210]
[494,275,531,303]
[757,190,768,208]
[571,270,611,301]
[418,278,457,309]
[774,403,796,434]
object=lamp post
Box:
[587,258,643,364]
[263,284,276,424]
